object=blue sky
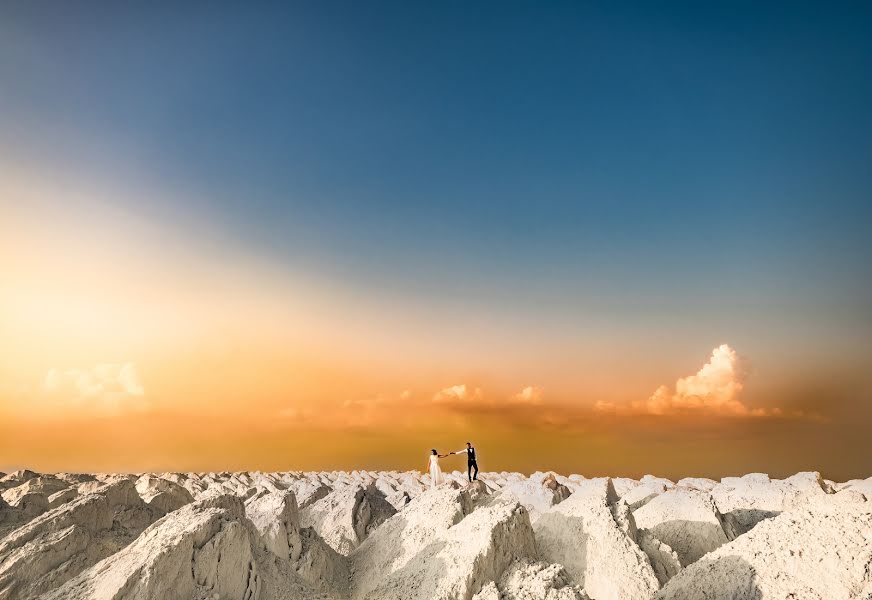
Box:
[2,1,871,358]
[2,2,872,476]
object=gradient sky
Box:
[1,2,871,480]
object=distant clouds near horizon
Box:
[1,2,870,477]
[18,345,814,425]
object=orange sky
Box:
[1,171,869,481]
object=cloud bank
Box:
[595,344,781,417]
[42,362,149,416]
[512,386,544,405]
[432,384,484,405]
[274,345,811,433]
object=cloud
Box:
[432,384,484,405]
[646,344,749,416]
[265,383,583,433]
[425,383,577,431]
[41,362,148,416]
[511,386,544,405]
[277,407,313,421]
[595,344,783,418]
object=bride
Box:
[427,449,449,490]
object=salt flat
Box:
[0,469,869,600]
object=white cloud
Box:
[432,384,484,405]
[42,362,148,416]
[594,344,778,417]
[512,386,544,405]
[645,344,747,415]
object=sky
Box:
[1,1,871,480]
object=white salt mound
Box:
[534,478,660,600]
[0,471,39,492]
[287,479,331,509]
[632,488,733,567]
[498,473,572,522]
[612,478,640,498]
[301,484,397,555]
[244,490,302,562]
[1,476,68,507]
[350,486,474,598]
[39,495,261,600]
[637,530,682,586]
[655,502,872,600]
[295,526,350,592]
[360,501,537,600]
[474,558,590,600]
[135,475,194,514]
[0,480,160,600]
[711,471,829,536]
[621,480,670,512]
[0,468,867,600]
[842,477,872,499]
[675,478,717,492]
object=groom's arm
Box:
[452,449,467,455]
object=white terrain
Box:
[0,468,870,600]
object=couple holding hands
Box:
[428,442,478,489]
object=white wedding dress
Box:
[429,454,442,489]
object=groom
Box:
[452,442,478,482]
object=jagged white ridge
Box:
[0,469,865,600]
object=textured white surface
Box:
[0,469,866,600]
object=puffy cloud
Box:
[595,344,781,418]
[41,362,148,416]
[267,384,582,432]
[511,386,544,405]
[432,384,484,405]
[646,344,748,415]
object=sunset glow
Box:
[1,3,870,481]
